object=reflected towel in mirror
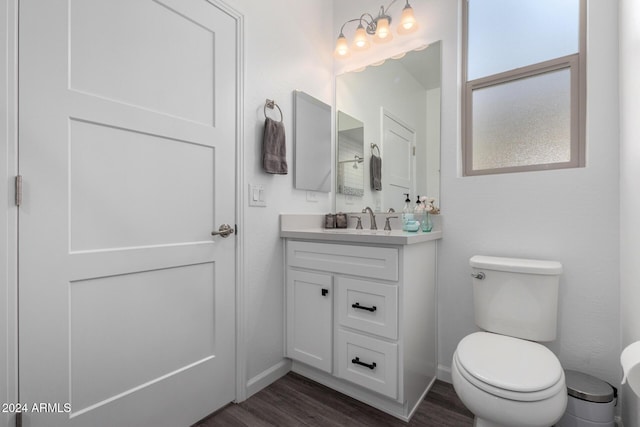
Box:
[370,154,382,191]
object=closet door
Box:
[18,1,239,426]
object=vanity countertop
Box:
[280,214,442,245]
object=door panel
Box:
[69,119,215,251]
[18,0,238,426]
[70,263,216,413]
[69,0,218,125]
[382,112,416,206]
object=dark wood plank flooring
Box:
[196,372,473,426]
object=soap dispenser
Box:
[402,193,412,231]
[414,195,425,228]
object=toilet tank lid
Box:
[470,255,563,275]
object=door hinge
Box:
[15,412,22,427]
[412,146,416,156]
[15,175,22,207]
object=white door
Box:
[382,111,416,208]
[18,1,238,426]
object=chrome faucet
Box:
[362,207,377,230]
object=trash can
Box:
[558,370,617,427]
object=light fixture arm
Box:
[382,0,400,16]
[358,13,378,35]
[339,18,363,36]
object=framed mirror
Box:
[335,41,441,212]
[293,90,332,192]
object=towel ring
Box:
[264,99,283,123]
[371,143,380,157]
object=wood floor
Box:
[195,372,474,426]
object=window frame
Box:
[461,0,587,176]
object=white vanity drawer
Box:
[337,277,398,340]
[287,241,398,281]
[336,329,398,399]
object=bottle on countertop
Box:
[402,193,412,231]
[414,195,425,227]
[421,196,433,232]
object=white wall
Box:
[438,0,620,388]
[619,0,640,423]
[226,0,334,397]
[425,87,441,202]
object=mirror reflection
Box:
[335,41,441,213]
[294,90,332,193]
[337,111,365,197]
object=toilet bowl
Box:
[452,332,567,427]
[453,256,567,427]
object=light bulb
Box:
[352,24,370,51]
[373,17,393,43]
[333,32,351,59]
[397,4,418,34]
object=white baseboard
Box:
[437,363,452,384]
[244,359,292,400]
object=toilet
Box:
[452,255,567,427]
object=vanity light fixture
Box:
[334,0,419,59]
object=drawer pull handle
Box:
[351,357,376,370]
[352,302,377,312]
[321,288,329,296]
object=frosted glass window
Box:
[472,69,571,171]
[462,0,585,176]
[468,0,580,80]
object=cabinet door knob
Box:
[321,288,329,296]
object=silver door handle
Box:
[211,224,235,238]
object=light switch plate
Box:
[306,191,318,202]
[249,183,266,207]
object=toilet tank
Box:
[470,255,563,342]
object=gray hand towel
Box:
[263,117,288,174]
[370,154,382,191]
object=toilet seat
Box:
[454,332,565,402]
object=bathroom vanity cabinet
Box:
[283,237,438,421]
